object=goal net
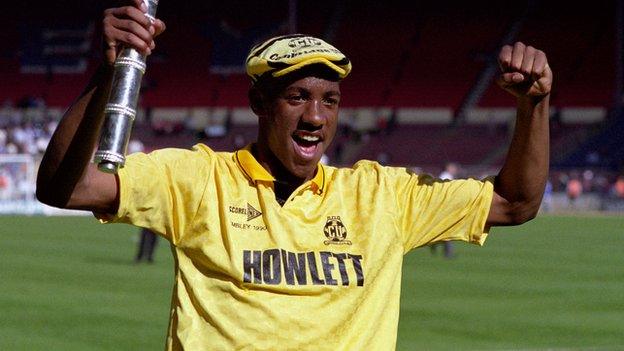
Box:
[0,154,38,214]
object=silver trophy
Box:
[94,0,159,173]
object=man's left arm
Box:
[487,42,553,226]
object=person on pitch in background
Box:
[36,1,552,349]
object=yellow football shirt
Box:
[99,143,493,350]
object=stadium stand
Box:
[0,0,620,174]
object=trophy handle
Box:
[94,0,159,173]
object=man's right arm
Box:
[36,0,165,213]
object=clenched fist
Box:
[497,42,552,100]
[102,0,166,65]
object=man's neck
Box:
[251,143,310,205]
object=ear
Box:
[248,87,267,117]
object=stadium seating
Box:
[1,1,618,169]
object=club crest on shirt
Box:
[323,216,351,245]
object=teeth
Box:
[299,135,319,142]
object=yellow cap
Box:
[246,34,352,83]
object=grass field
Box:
[1,215,623,350]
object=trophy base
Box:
[94,150,125,174]
[97,161,120,174]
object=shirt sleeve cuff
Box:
[93,170,130,224]
[468,176,495,246]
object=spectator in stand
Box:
[3,120,53,156]
[16,95,46,109]
[127,138,145,155]
[542,179,553,213]
[233,133,246,149]
[0,170,11,200]
[613,175,624,199]
[556,172,569,192]
[566,174,583,209]
[0,128,7,153]
[320,153,330,165]
[582,169,594,193]
[376,151,390,165]
[5,142,18,154]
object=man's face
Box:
[258,76,340,181]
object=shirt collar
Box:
[234,144,326,195]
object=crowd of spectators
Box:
[551,169,624,199]
[0,97,56,156]
[1,96,623,207]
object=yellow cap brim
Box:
[272,57,349,79]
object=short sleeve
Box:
[395,172,494,253]
[95,145,213,245]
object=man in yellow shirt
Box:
[37,0,552,349]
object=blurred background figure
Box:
[320,153,330,165]
[542,179,553,213]
[135,228,159,264]
[127,138,145,156]
[613,175,624,199]
[440,162,459,181]
[566,173,583,209]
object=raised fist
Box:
[102,0,166,65]
[497,42,552,100]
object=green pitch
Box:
[1,215,622,350]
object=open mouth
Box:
[292,132,322,160]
